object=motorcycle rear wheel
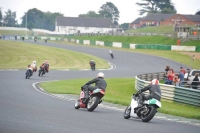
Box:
[26,70,31,79]
[141,105,157,122]
[87,96,100,112]
[123,106,131,119]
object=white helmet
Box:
[33,61,36,64]
[97,72,104,78]
[151,79,159,85]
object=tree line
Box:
[0,0,199,31]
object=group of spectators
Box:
[164,66,186,86]
[164,66,200,89]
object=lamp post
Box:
[25,12,27,36]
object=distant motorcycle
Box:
[45,39,47,43]
[110,53,114,59]
[74,87,105,112]
[38,64,49,77]
[123,92,161,122]
[90,64,95,71]
[34,38,37,42]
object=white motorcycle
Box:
[123,93,161,122]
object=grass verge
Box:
[40,78,200,120]
[0,40,109,69]
[67,35,200,46]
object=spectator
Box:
[177,39,181,46]
[178,70,185,86]
[164,66,170,82]
[173,74,180,86]
[165,69,174,85]
[180,67,186,75]
[191,73,200,89]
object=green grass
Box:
[55,41,200,69]
[126,25,175,34]
[0,40,109,69]
[40,78,200,120]
[67,35,200,46]
[0,30,33,35]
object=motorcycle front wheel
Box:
[74,100,80,109]
[87,96,100,112]
[141,105,157,122]
[123,106,131,119]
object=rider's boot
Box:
[82,91,89,104]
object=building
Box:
[130,13,200,28]
[55,16,117,34]
[129,17,142,29]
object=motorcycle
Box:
[45,39,47,43]
[123,93,161,122]
[90,64,95,71]
[34,38,37,42]
[38,64,49,77]
[110,53,114,59]
[25,68,33,79]
[74,87,105,112]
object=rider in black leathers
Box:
[137,79,161,106]
[81,72,107,100]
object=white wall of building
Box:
[55,26,116,34]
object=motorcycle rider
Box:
[136,79,161,107]
[89,59,96,71]
[39,60,49,75]
[109,50,113,55]
[28,61,37,75]
[109,50,114,58]
[81,72,107,102]
[34,36,37,42]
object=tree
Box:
[98,2,120,25]
[3,9,18,27]
[119,23,129,30]
[21,8,63,31]
[195,10,200,15]
[136,0,176,15]
[79,11,100,18]
[0,8,2,26]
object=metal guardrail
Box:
[74,33,177,38]
[135,72,200,106]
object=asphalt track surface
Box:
[0,40,199,133]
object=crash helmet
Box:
[97,72,104,78]
[151,79,159,85]
[33,61,36,64]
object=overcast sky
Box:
[0,0,199,24]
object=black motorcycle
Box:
[90,64,95,71]
[38,64,49,76]
[110,53,114,59]
[25,69,33,79]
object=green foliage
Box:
[78,11,100,18]
[3,9,18,27]
[21,8,64,31]
[119,23,130,30]
[0,8,2,25]
[98,2,120,24]
[195,10,200,15]
[136,0,176,15]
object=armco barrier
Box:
[135,73,200,106]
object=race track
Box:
[0,40,199,133]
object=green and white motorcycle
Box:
[123,93,161,122]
